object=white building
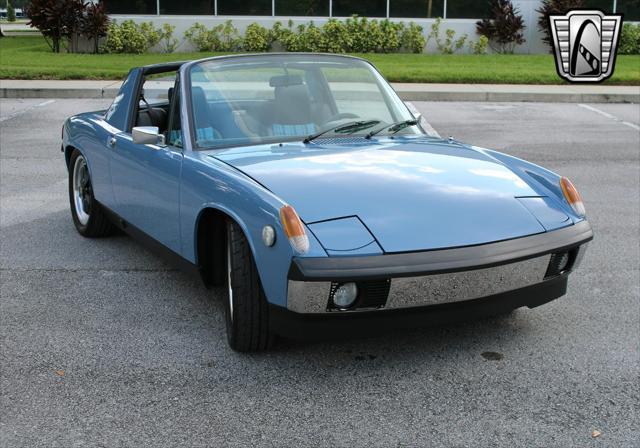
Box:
[107,0,638,54]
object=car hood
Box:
[211,138,550,253]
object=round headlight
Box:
[333,282,358,309]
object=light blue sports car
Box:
[63,54,592,351]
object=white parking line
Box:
[0,99,56,123]
[578,104,640,131]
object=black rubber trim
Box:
[100,202,203,280]
[269,274,568,340]
[289,220,593,281]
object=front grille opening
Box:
[545,249,578,278]
[327,279,391,311]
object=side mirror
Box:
[132,126,166,146]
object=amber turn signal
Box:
[560,177,586,217]
[279,205,309,254]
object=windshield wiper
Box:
[303,120,380,144]
[365,119,419,139]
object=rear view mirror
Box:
[132,126,165,146]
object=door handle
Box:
[108,136,116,148]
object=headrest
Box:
[269,74,303,88]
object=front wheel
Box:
[68,150,115,237]
[224,220,273,352]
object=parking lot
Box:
[1,98,638,447]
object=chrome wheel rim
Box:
[72,155,91,226]
[226,237,234,322]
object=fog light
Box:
[333,282,358,309]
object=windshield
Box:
[187,54,423,149]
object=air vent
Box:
[315,137,372,145]
[545,249,578,278]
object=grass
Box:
[1,35,639,84]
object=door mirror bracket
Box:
[132,126,166,147]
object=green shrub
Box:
[378,20,403,53]
[139,22,161,48]
[103,20,160,54]
[270,21,297,51]
[469,35,489,54]
[217,20,242,51]
[344,16,377,52]
[243,23,271,52]
[296,22,323,52]
[400,22,426,53]
[184,23,217,52]
[185,20,241,52]
[159,23,178,53]
[619,23,640,55]
[320,19,350,53]
[186,17,431,55]
[428,17,468,54]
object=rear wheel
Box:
[68,150,115,237]
[224,220,272,352]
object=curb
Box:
[1,83,638,103]
[394,91,639,103]
[392,84,640,103]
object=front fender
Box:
[476,147,584,223]
[181,153,326,307]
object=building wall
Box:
[111,0,633,54]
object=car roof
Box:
[140,61,189,75]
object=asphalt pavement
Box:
[0,98,638,447]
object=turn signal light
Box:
[279,205,309,254]
[560,177,586,217]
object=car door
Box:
[110,78,183,254]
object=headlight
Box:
[279,205,309,254]
[560,177,586,217]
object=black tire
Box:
[224,220,272,352]
[68,149,116,238]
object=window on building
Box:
[445,0,490,19]
[332,0,387,17]
[583,0,614,11]
[218,0,272,15]
[618,0,640,21]
[104,0,157,14]
[160,0,214,14]
[275,0,330,16]
[390,0,444,18]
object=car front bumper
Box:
[270,220,592,338]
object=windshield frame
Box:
[184,53,425,151]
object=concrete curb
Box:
[392,83,640,103]
[1,80,638,103]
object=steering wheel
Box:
[325,112,360,123]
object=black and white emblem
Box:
[549,10,623,83]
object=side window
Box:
[133,71,176,134]
[168,87,182,148]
